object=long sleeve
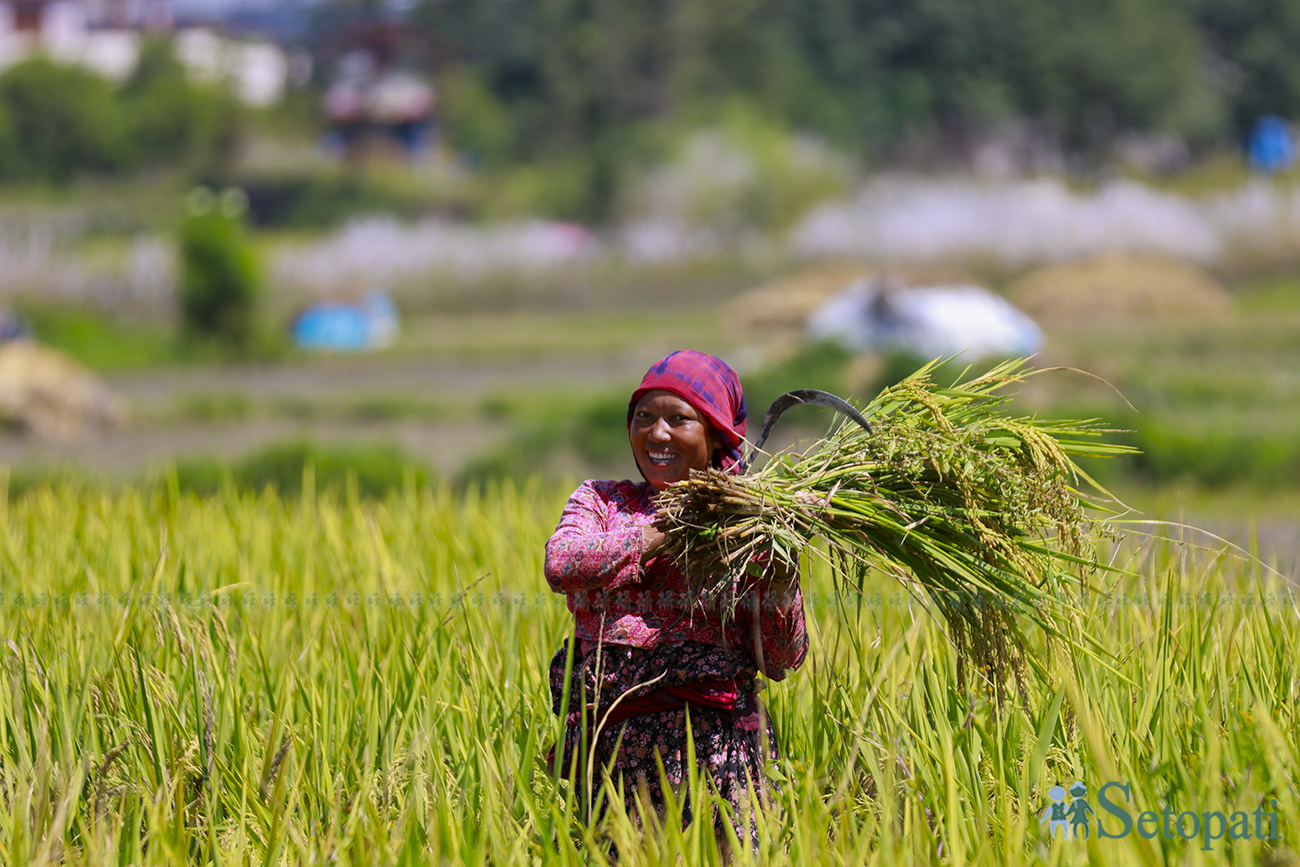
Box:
[739,577,808,682]
[544,481,647,593]
[545,479,808,669]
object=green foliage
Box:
[0,99,16,178]
[14,305,176,370]
[177,203,260,353]
[171,439,433,498]
[415,0,1300,176]
[238,171,429,229]
[1006,0,1224,146]
[485,155,610,222]
[1195,0,1300,136]
[120,38,241,175]
[436,71,522,169]
[0,47,240,186]
[741,339,854,419]
[980,393,1300,493]
[0,58,131,182]
[1027,278,1300,492]
[1125,417,1300,489]
[462,386,631,483]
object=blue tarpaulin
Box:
[293,292,398,351]
[1248,116,1295,174]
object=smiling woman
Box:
[544,350,807,855]
[628,391,717,492]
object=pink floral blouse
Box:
[544,479,808,681]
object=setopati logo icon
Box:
[1041,781,1096,840]
[1041,780,1283,850]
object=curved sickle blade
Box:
[747,388,873,468]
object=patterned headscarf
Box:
[627,350,748,473]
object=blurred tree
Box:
[1195,0,1300,137]
[0,101,16,179]
[414,0,1253,160]
[414,0,537,71]
[417,0,1219,161]
[1014,0,1223,148]
[767,0,1028,151]
[0,58,131,182]
[397,0,1300,214]
[0,51,244,185]
[178,190,260,355]
[121,38,242,175]
[768,0,1222,154]
[413,0,549,163]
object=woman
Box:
[545,350,807,849]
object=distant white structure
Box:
[807,280,1044,360]
[0,0,290,105]
[0,0,142,78]
[174,26,287,105]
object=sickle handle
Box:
[745,388,873,470]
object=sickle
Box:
[745,389,873,471]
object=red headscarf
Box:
[627,350,748,473]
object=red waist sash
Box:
[588,679,743,729]
[548,679,756,775]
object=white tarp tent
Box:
[807,279,1043,359]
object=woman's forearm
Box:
[742,555,808,679]
[544,527,644,592]
[544,482,649,592]
[754,583,808,679]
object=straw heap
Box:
[655,359,1133,706]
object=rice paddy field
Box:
[0,473,1295,865]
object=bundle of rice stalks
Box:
[655,359,1135,707]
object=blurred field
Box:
[1,256,1299,570]
[0,307,727,480]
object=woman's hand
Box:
[765,555,800,611]
[768,555,797,587]
[640,526,667,563]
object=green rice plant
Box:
[0,475,1295,865]
[655,359,1137,707]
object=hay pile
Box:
[0,341,126,441]
[656,360,1131,706]
[1005,253,1230,326]
[722,262,873,344]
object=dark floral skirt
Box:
[549,638,779,848]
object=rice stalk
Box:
[655,358,1136,707]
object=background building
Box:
[0,0,291,104]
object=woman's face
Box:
[630,390,718,491]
